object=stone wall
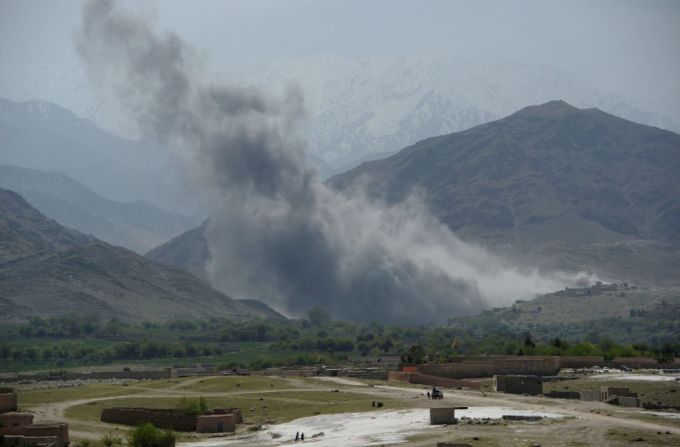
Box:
[612,396,640,407]
[211,408,243,424]
[0,389,18,413]
[493,375,543,395]
[0,435,58,447]
[407,373,481,390]
[429,408,457,425]
[418,357,559,379]
[345,370,389,380]
[610,357,659,369]
[195,414,236,433]
[0,369,174,383]
[0,424,69,447]
[100,407,241,432]
[558,356,606,368]
[101,408,197,431]
[544,390,580,399]
[0,413,34,428]
[388,371,480,390]
[579,390,601,401]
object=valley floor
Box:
[11,374,680,447]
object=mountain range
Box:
[227,53,680,168]
[0,188,280,322]
[0,97,189,213]
[151,101,680,287]
[4,54,678,174]
[0,165,193,253]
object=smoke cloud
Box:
[77,0,583,323]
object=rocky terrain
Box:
[149,102,680,288]
[330,100,680,285]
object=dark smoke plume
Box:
[77,0,582,323]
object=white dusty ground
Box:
[645,411,680,419]
[184,407,567,447]
[590,373,680,382]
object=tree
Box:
[402,344,425,364]
[307,307,330,327]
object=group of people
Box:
[294,431,305,442]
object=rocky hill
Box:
[330,101,680,285]
[0,188,280,322]
[0,165,193,253]
[149,102,680,287]
[146,221,209,280]
[0,188,92,264]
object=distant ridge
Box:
[0,164,193,253]
[0,188,282,322]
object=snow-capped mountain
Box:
[4,54,678,172]
[223,53,680,168]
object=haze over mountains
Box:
[0,165,193,253]
[3,54,679,175]
[0,188,279,322]
[0,97,189,213]
[152,101,680,288]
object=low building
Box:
[493,375,543,395]
[429,407,467,425]
[0,388,69,447]
[600,386,639,407]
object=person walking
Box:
[295,431,300,442]
[301,433,305,442]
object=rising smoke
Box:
[77,0,581,323]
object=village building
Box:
[0,388,69,447]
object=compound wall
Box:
[493,375,543,395]
[101,408,196,431]
[195,414,236,433]
[0,388,18,413]
[0,424,69,447]
[418,357,559,379]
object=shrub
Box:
[127,423,175,447]
[100,433,122,447]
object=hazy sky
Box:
[1,0,679,114]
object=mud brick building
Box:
[0,388,69,447]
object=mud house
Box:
[599,386,640,407]
[0,388,69,447]
[429,407,468,425]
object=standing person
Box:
[301,433,305,442]
[295,432,300,442]
[426,391,430,399]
